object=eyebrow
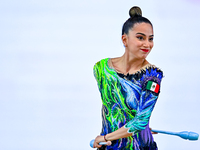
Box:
[136,33,154,37]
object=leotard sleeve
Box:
[93,61,102,91]
[124,68,163,135]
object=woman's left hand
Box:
[150,128,158,134]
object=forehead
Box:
[130,23,153,35]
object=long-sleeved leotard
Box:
[93,58,163,150]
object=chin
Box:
[140,55,148,59]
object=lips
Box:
[141,49,149,52]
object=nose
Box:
[143,40,151,48]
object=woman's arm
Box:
[94,77,163,148]
[93,63,163,148]
[93,125,158,148]
[94,90,158,147]
[93,126,131,148]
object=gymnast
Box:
[93,6,163,150]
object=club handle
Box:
[151,129,199,141]
[151,129,177,135]
[90,139,107,148]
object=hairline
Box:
[124,22,153,36]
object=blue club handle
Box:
[151,129,199,141]
[90,139,107,148]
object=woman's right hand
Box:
[93,135,104,148]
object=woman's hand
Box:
[150,128,158,134]
[93,135,104,148]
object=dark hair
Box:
[122,6,153,35]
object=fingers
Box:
[93,135,102,148]
[151,131,158,134]
[150,128,158,134]
[93,135,112,148]
[93,141,112,148]
[93,142,102,148]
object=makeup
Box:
[141,49,149,52]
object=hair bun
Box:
[129,6,142,18]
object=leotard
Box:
[93,58,163,150]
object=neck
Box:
[114,51,147,75]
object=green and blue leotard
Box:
[93,58,163,150]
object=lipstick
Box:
[141,49,149,52]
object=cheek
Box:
[150,42,154,49]
[136,41,143,47]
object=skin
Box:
[93,22,154,148]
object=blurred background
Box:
[0,0,200,149]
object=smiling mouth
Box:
[141,49,149,52]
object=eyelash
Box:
[137,36,144,40]
[149,38,154,41]
[137,36,153,41]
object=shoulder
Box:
[140,64,163,83]
[93,58,110,69]
[140,64,163,95]
[94,58,109,65]
[93,58,109,78]
[145,64,163,79]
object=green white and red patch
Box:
[146,81,159,93]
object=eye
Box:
[137,36,144,40]
[149,37,154,42]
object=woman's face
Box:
[122,22,154,59]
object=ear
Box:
[122,34,128,47]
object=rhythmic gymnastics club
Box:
[90,129,199,148]
[89,139,111,148]
[151,129,199,141]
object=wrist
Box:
[104,133,112,141]
[104,134,107,142]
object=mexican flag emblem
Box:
[146,81,159,93]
